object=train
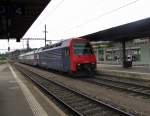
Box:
[18,38,97,76]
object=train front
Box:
[69,38,96,76]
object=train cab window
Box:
[64,48,69,56]
[73,42,93,55]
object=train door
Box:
[34,53,39,66]
[62,47,70,72]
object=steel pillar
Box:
[122,40,126,68]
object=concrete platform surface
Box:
[0,63,66,116]
[97,64,150,80]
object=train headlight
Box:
[92,62,95,65]
[78,64,80,66]
[91,62,96,68]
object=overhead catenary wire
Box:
[63,0,140,34]
[31,0,65,32]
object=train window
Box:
[65,48,69,56]
[73,43,93,55]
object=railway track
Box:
[15,64,133,116]
[81,76,150,98]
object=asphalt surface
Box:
[0,63,66,116]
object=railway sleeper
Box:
[71,101,91,108]
[142,90,150,93]
[63,98,84,104]
[82,107,105,115]
[76,104,99,112]
[56,94,75,99]
[50,89,67,94]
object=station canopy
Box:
[83,17,150,42]
[0,0,50,39]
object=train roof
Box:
[41,39,70,51]
[41,37,88,50]
[19,38,88,56]
[19,50,35,56]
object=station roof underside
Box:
[83,17,150,42]
[0,0,51,39]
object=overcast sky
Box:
[0,0,150,53]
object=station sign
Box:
[0,2,25,17]
[0,5,5,15]
[11,4,25,16]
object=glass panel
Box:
[73,43,93,55]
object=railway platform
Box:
[0,63,66,116]
[97,64,150,81]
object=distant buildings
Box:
[91,37,150,66]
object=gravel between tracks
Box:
[16,63,150,116]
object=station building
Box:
[91,37,150,67]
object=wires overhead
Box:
[36,0,65,28]
[64,0,140,33]
[25,0,65,37]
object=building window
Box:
[98,49,104,61]
[131,48,141,62]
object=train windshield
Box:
[73,42,93,55]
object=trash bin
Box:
[123,60,132,68]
